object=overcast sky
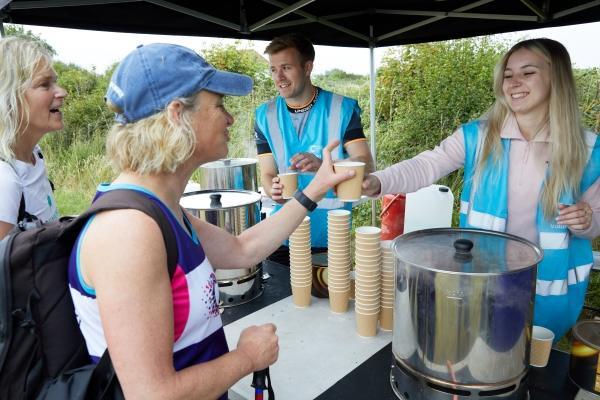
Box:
[8,21,600,75]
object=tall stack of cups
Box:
[354,226,382,337]
[380,240,395,331]
[327,210,352,313]
[289,216,312,308]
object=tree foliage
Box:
[203,41,270,89]
[375,38,507,167]
[4,24,56,55]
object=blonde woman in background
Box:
[363,38,600,342]
[0,36,66,239]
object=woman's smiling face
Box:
[502,47,551,118]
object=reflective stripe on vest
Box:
[537,263,592,295]
[266,99,287,170]
[327,94,343,160]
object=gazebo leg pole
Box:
[369,36,377,227]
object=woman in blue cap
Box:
[67,43,354,399]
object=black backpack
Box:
[0,189,177,400]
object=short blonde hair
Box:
[106,94,198,174]
[0,36,52,161]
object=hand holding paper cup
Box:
[278,172,298,199]
[530,325,554,367]
[333,161,365,201]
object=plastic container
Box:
[403,184,453,234]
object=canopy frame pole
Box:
[0,0,9,36]
[369,25,377,227]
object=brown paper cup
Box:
[530,325,554,367]
[278,172,298,199]
[329,291,350,313]
[334,161,365,201]
[328,209,351,218]
[291,285,312,308]
[356,312,379,337]
[355,302,381,313]
[356,226,381,237]
[379,307,393,331]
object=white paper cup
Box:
[530,325,555,367]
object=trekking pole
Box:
[251,368,274,400]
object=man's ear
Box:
[167,100,184,122]
[304,60,314,77]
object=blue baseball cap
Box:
[106,43,253,124]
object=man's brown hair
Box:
[264,33,315,65]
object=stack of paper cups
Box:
[354,226,382,337]
[327,209,352,313]
[380,240,395,331]
[289,216,312,308]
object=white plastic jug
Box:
[403,184,454,234]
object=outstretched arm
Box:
[193,141,355,269]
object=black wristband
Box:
[294,190,318,212]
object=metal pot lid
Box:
[200,158,257,169]
[180,189,261,210]
[572,320,600,351]
[392,228,543,275]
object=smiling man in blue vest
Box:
[255,33,374,273]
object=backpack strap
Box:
[72,189,178,278]
[18,194,26,225]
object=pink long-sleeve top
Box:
[371,115,600,244]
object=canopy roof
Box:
[2,0,600,48]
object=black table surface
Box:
[222,261,580,400]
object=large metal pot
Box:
[198,158,258,192]
[180,189,263,306]
[390,228,543,400]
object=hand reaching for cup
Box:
[362,174,382,197]
[304,141,355,201]
[290,152,322,172]
[556,201,594,231]
[270,176,286,204]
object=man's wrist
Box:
[294,190,318,212]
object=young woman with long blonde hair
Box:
[363,38,600,342]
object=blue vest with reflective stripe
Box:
[255,89,358,247]
[460,120,600,341]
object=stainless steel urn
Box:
[180,189,263,306]
[198,158,258,192]
[390,228,543,400]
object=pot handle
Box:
[210,193,222,208]
[453,238,473,261]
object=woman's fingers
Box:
[556,202,593,230]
